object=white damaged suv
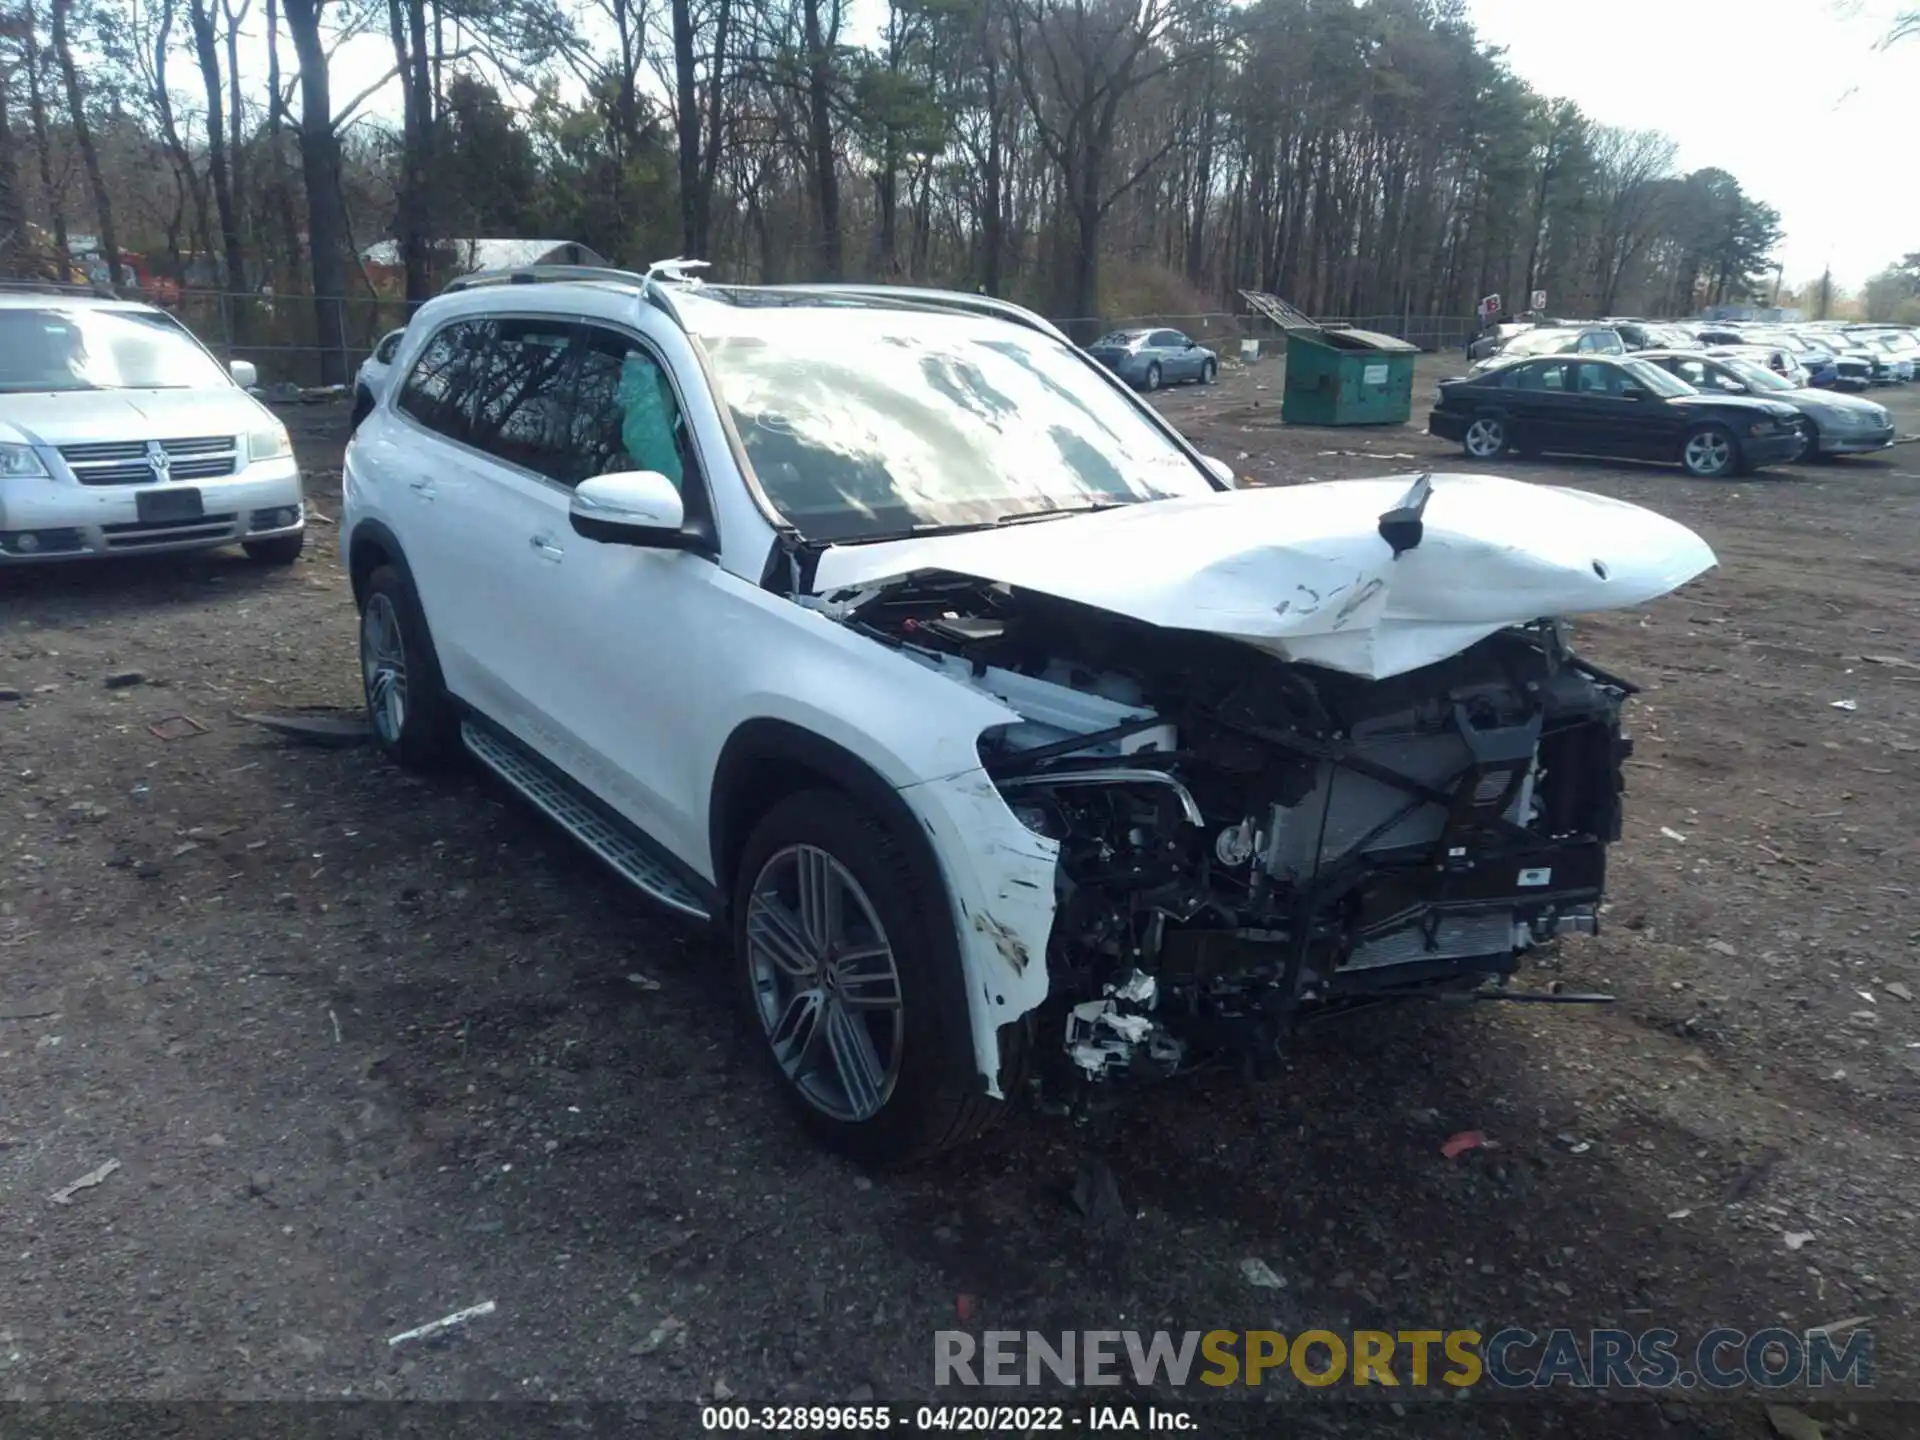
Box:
[341,264,1715,1161]
[0,290,305,565]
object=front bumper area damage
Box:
[813,474,1715,1094]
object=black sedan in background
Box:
[1635,350,1895,458]
[1429,354,1804,478]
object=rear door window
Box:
[396,319,493,443]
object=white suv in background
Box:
[0,289,305,565]
[341,264,1714,1161]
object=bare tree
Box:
[51,0,122,284]
[1008,0,1192,326]
[281,0,350,381]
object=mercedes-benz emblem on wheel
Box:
[146,440,172,482]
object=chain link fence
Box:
[102,289,1476,388]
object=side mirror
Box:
[570,470,690,548]
[1200,455,1236,487]
[229,359,258,389]
[1621,385,1650,400]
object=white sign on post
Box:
[1477,294,1501,322]
[1531,290,1548,311]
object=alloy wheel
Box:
[1684,430,1732,476]
[360,593,410,744]
[745,844,905,1123]
[1464,418,1505,458]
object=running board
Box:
[461,720,712,920]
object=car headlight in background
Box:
[0,443,49,478]
[248,424,294,463]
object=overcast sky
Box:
[1464,0,1917,288]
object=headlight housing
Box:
[248,424,293,463]
[0,442,49,478]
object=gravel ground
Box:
[3,354,1919,1438]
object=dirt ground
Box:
[4,351,1919,1437]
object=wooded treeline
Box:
[0,0,1786,380]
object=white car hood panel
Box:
[811,473,1717,681]
[0,388,268,446]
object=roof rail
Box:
[737,284,1070,343]
[441,264,651,294]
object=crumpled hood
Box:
[0,388,269,446]
[810,473,1717,681]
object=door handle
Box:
[407,479,436,497]
[529,533,564,561]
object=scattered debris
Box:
[0,1007,61,1022]
[50,1158,122,1205]
[631,1315,686,1355]
[711,1379,736,1402]
[1238,1257,1286,1289]
[329,1008,342,1044]
[1782,1231,1815,1252]
[1887,982,1914,1003]
[1706,939,1738,957]
[147,715,209,741]
[69,801,110,822]
[847,1382,876,1405]
[1071,1155,1128,1228]
[0,686,21,703]
[1765,1404,1826,1440]
[386,1300,498,1347]
[238,710,373,748]
[1830,699,1857,712]
[103,669,147,690]
[1807,1315,1872,1340]
[1659,826,1687,843]
[1667,1209,1692,1220]
[1441,1130,1489,1159]
[955,1294,976,1323]
[625,971,661,991]
[1857,654,1919,670]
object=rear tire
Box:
[243,530,305,566]
[359,563,459,769]
[733,788,1017,1164]
[1681,423,1739,478]
[1143,362,1162,392]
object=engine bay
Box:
[829,572,1636,1084]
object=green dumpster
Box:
[1281,326,1418,426]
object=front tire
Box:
[243,530,305,565]
[358,563,459,769]
[1462,415,1510,459]
[734,789,1009,1164]
[1681,424,1739,478]
[1200,359,1218,385]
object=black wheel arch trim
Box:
[709,719,951,925]
[346,518,415,609]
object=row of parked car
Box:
[1468,316,1920,391]
[1431,332,1903,478]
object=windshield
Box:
[1501,330,1575,357]
[0,306,232,393]
[1721,357,1793,391]
[1621,358,1695,398]
[700,317,1214,542]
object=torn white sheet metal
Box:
[811,474,1717,681]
